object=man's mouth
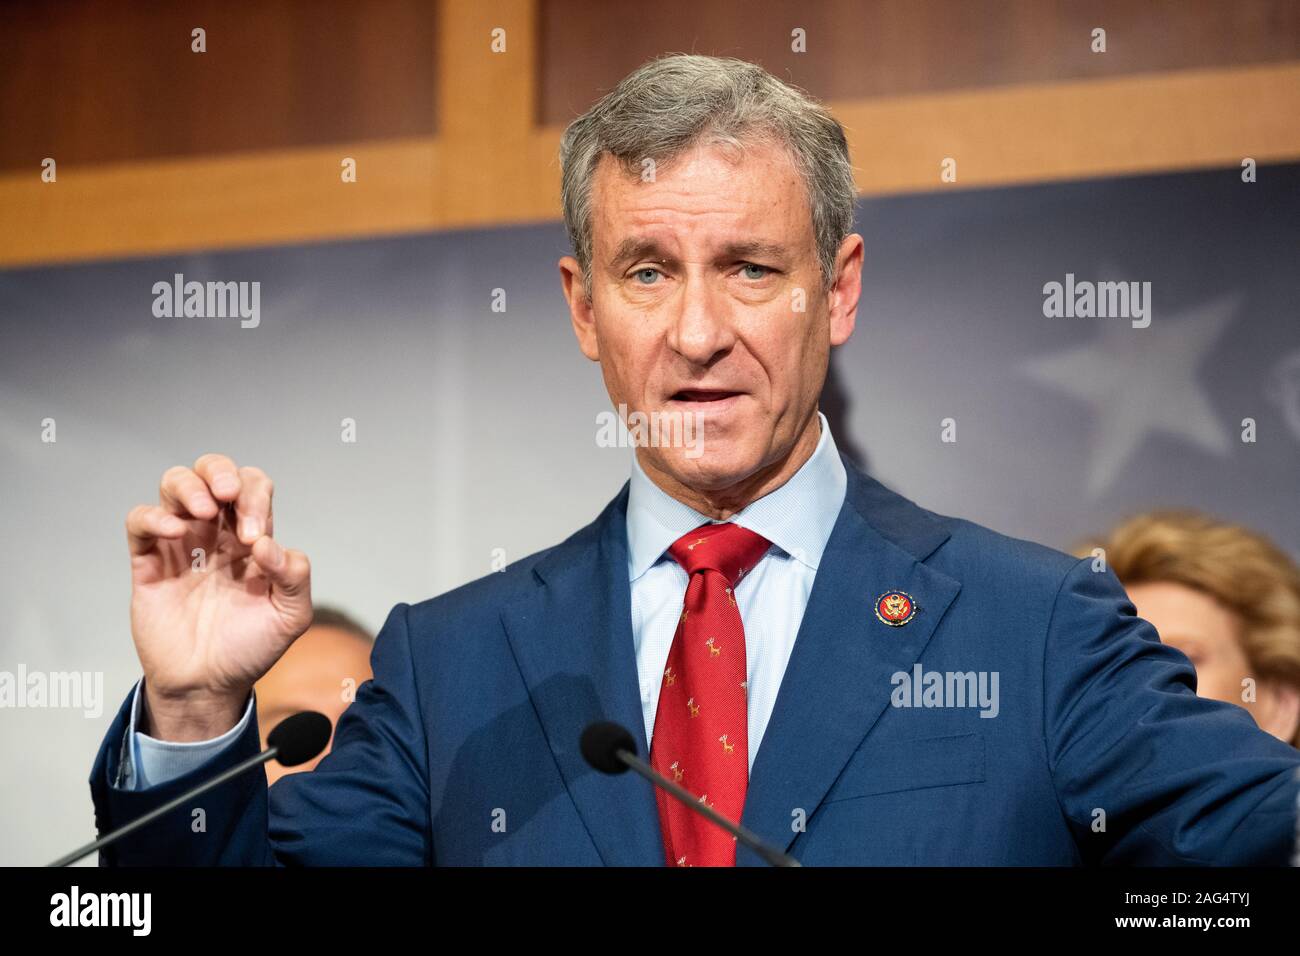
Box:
[669,389,742,402]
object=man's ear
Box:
[828,233,864,347]
[559,255,600,362]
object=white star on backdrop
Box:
[1021,293,1241,496]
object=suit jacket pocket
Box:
[822,731,986,802]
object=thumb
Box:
[251,535,312,627]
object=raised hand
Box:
[126,454,312,741]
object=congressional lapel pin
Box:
[874,590,917,627]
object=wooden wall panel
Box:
[539,0,1300,123]
[0,0,1296,266]
[0,0,437,172]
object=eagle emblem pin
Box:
[874,590,917,627]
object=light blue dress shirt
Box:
[121,680,255,789]
[123,412,846,787]
[627,411,846,770]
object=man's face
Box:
[561,139,860,495]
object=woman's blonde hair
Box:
[1079,511,1300,745]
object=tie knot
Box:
[668,522,771,586]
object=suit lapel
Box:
[500,484,665,865]
[737,458,962,865]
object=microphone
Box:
[267,711,332,765]
[48,710,332,867]
[580,720,800,867]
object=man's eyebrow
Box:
[716,240,790,263]
[609,237,669,270]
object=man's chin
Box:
[643,445,763,494]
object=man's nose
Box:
[665,272,735,364]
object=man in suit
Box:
[91,53,1300,866]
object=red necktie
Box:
[649,521,772,866]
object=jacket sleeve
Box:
[1043,557,1300,864]
[89,603,432,865]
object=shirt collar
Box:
[626,410,848,582]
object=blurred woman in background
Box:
[1082,511,1300,747]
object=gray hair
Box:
[559,54,857,302]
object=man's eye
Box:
[633,267,661,285]
[740,263,771,280]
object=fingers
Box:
[159,465,218,520]
[234,466,274,545]
[193,453,243,504]
[251,537,313,626]
[251,536,308,589]
[159,456,274,545]
[144,453,282,559]
[126,504,188,556]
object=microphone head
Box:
[267,711,332,766]
[581,721,636,774]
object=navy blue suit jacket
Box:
[90,457,1300,865]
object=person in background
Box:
[1080,512,1300,747]
[255,606,374,784]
